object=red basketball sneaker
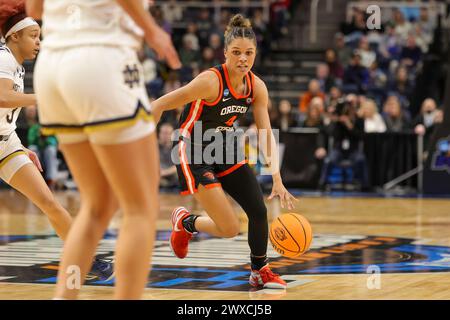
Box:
[249,265,287,289]
[170,207,193,259]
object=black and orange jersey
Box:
[177,64,255,145]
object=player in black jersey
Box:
[152,14,296,289]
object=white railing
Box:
[153,1,271,27]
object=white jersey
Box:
[41,0,147,50]
[0,46,24,136]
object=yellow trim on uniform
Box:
[0,151,26,169]
[41,127,84,135]
[41,110,154,136]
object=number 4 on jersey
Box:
[225,115,237,126]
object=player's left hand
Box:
[268,181,298,210]
[24,148,43,172]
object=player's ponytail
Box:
[224,14,256,49]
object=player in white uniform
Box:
[0,1,114,282]
[0,3,75,243]
[27,0,180,299]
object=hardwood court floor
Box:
[1,190,450,300]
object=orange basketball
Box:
[269,213,313,258]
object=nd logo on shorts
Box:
[122,64,140,89]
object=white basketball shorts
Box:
[0,131,32,183]
[33,45,155,145]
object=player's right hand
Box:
[145,26,181,70]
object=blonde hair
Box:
[360,99,378,118]
[224,14,256,49]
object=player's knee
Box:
[255,206,268,220]
[82,197,115,218]
[247,205,267,223]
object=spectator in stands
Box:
[270,0,291,37]
[179,36,201,71]
[158,123,178,188]
[319,100,369,190]
[357,36,376,69]
[323,87,343,127]
[388,66,414,107]
[343,51,369,94]
[417,7,435,41]
[252,8,270,65]
[160,0,183,24]
[393,8,412,45]
[400,35,422,68]
[219,9,233,34]
[298,79,326,113]
[209,33,225,64]
[272,99,298,132]
[199,47,220,72]
[138,47,162,98]
[334,32,353,67]
[340,8,367,40]
[252,8,268,46]
[151,6,172,35]
[368,60,387,87]
[163,70,181,95]
[412,24,432,54]
[325,49,344,80]
[303,97,328,161]
[413,98,444,148]
[196,9,215,47]
[316,63,335,93]
[378,23,402,69]
[25,105,59,190]
[303,97,325,128]
[182,22,200,52]
[358,99,387,133]
[382,95,410,132]
[326,86,344,110]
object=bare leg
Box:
[9,163,72,241]
[192,185,240,238]
[54,141,118,299]
[92,133,159,300]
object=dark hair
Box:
[0,0,26,38]
[224,14,256,49]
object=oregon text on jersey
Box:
[220,105,249,116]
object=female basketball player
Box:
[28,0,180,299]
[152,14,296,289]
[1,1,114,282]
[0,3,74,242]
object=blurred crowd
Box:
[141,0,292,103]
[7,1,445,192]
[249,4,445,190]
